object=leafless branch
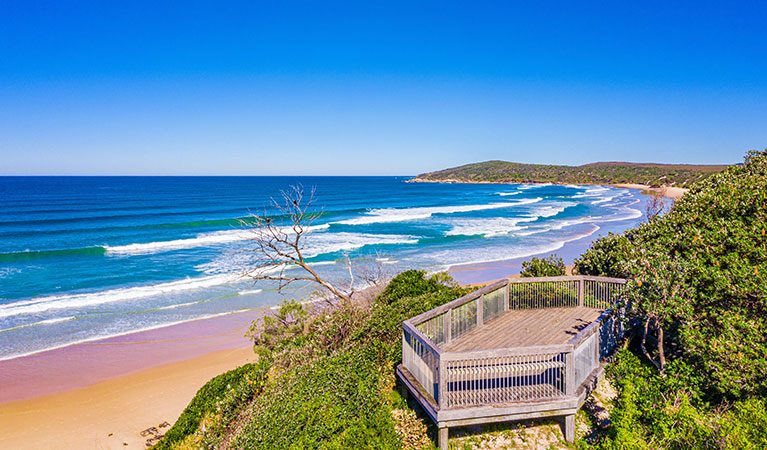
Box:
[238,185,351,303]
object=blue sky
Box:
[1,1,765,175]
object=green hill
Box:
[412,160,730,187]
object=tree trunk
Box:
[656,322,666,374]
[641,317,663,373]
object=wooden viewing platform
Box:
[396,275,628,449]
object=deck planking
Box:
[442,306,603,352]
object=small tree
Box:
[521,254,566,277]
[624,248,692,374]
[239,185,352,303]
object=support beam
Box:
[438,426,449,450]
[564,414,575,443]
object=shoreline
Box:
[407,178,688,199]
[0,308,267,404]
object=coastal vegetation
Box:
[412,160,728,187]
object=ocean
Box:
[0,176,645,360]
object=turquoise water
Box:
[0,177,644,359]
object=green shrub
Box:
[230,348,401,449]
[520,254,566,277]
[596,345,767,450]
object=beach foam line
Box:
[332,198,543,226]
[237,289,263,296]
[0,316,76,334]
[0,309,255,362]
[155,301,204,311]
[0,275,234,319]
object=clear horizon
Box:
[1,1,765,175]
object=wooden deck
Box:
[442,306,604,352]
[398,276,629,449]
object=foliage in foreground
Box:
[520,254,566,277]
[575,149,767,398]
[158,270,469,449]
[593,346,767,450]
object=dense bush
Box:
[595,346,767,450]
[574,150,767,398]
[520,254,566,277]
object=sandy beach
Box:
[0,310,264,449]
[611,183,688,199]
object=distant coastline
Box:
[408,160,727,196]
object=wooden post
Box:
[564,414,575,443]
[503,283,509,311]
[594,327,601,365]
[477,295,484,327]
[565,351,574,396]
[438,426,449,450]
[438,357,446,409]
[444,309,452,344]
[578,278,585,307]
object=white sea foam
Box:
[0,275,233,319]
[438,225,601,268]
[518,183,552,190]
[445,217,537,237]
[333,198,543,226]
[237,289,263,296]
[442,201,576,237]
[106,224,331,255]
[302,232,419,257]
[497,192,521,196]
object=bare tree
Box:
[646,187,671,222]
[239,185,352,303]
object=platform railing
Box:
[401,275,627,410]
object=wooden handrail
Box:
[403,320,442,357]
[409,279,507,325]
[506,274,627,284]
[441,343,573,361]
